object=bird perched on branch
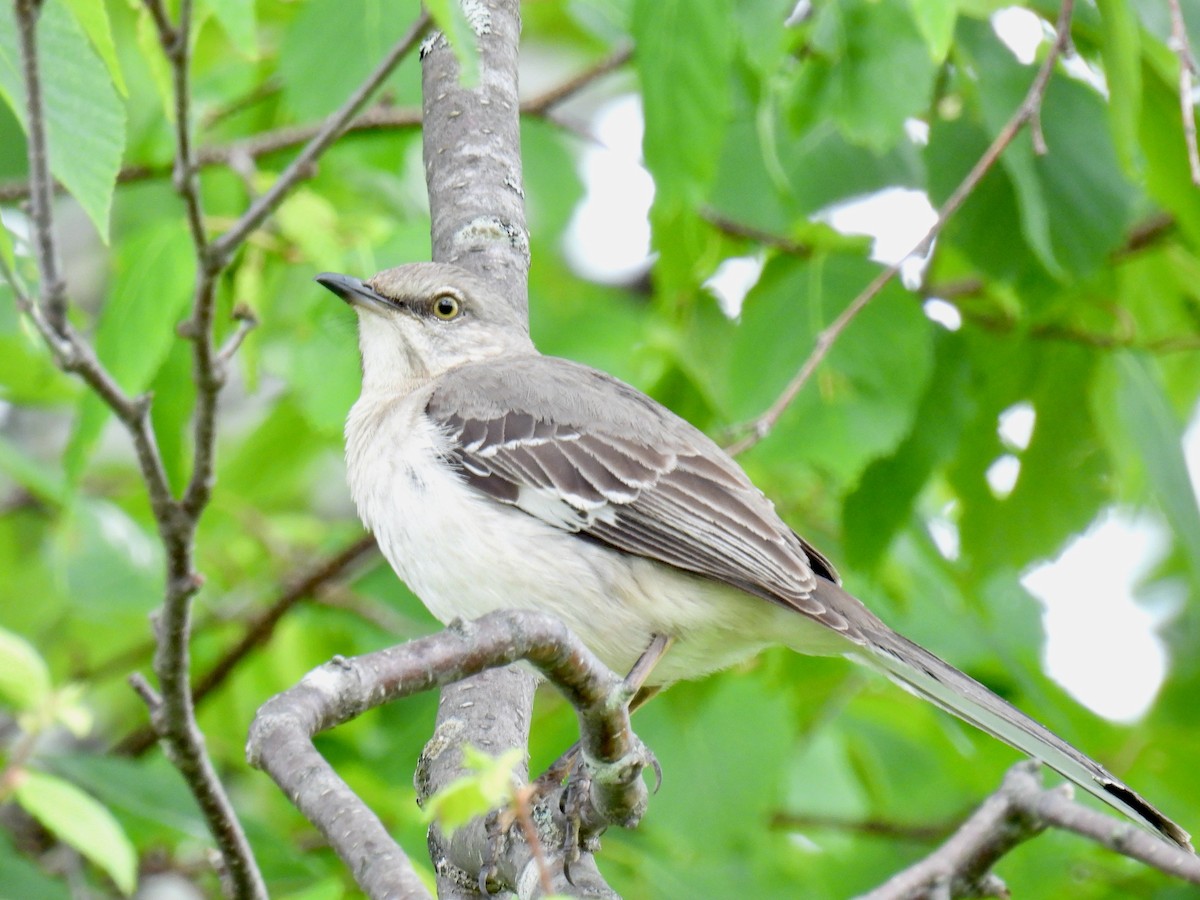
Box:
[316,261,1191,852]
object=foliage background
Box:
[1,0,1200,897]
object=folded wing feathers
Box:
[433,405,831,615]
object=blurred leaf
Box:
[53,498,162,615]
[0,2,125,241]
[793,0,937,151]
[0,624,51,712]
[908,0,958,62]
[0,433,67,506]
[279,0,422,121]
[62,0,127,95]
[64,224,193,477]
[1096,0,1142,175]
[14,769,137,895]
[634,0,732,202]
[0,830,70,900]
[205,0,258,58]
[46,754,208,840]
[133,5,172,119]
[634,0,733,292]
[843,332,975,570]
[422,747,521,833]
[425,0,480,85]
[1114,352,1200,584]
[960,19,1137,279]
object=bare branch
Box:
[0,45,635,205]
[209,12,432,267]
[247,610,649,900]
[13,0,66,331]
[725,0,1077,455]
[522,44,633,116]
[702,208,814,258]
[1169,0,1200,186]
[115,535,379,757]
[858,762,1200,900]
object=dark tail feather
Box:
[813,582,1192,851]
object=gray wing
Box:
[426,355,850,632]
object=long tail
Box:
[813,582,1192,851]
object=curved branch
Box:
[247,610,649,900]
[858,761,1200,900]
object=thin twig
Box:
[115,535,379,757]
[13,0,66,331]
[0,44,635,204]
[1168,0,1200,186]
[702,208,814,258]
[209,12,432,266]
[522,44,633,115]
[725,0,1077,456]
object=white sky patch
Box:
[563,95,654,283]
[985,454,1020,498]
[998,401,1035,451]
[991,7,1046,65]
[815,187,937,287]
[704,255,764,318]
[928,506,961,561]
[922,298,962,330]
[1023,512,1169,723]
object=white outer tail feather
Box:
[853,625,1192,851]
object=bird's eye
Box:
[432,293,462,320]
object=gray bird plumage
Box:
[317,261,1192,852]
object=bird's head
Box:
[316,263,534,393]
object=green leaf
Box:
[0,830,70,900]
[64,224,194,477]
[1096,0,1143,175]
[793,0,937,152]
[133,5,172,120]
[0,625,52,712]
[279,0,423,121]
[959,18,1138,278]
[634,0,733,203]
[843,332,976,570]
[425,0,480,85]
[908,0,958,62]
[0,2,126,241]
[1114,352,1200,584]
[0,433,67,506]
[422,747,521,833]
[14,770,137,895]
[205,0,259,58]
[52,498,162,615]
[62,0,127,95]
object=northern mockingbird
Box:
[315,262,1190,851]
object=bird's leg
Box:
[538,632,672,787]
[537,633,672,876]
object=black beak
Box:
[314,272,390,310]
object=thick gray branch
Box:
[247,610,648,900]
[421,0,530,317]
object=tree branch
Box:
[0,44,634,205]
[725,0,1077,456]
[247,610,648,900]
[857,762,1200,900]
[207,12,432,267]
[114,535,379,757]
[13,0,66,332]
